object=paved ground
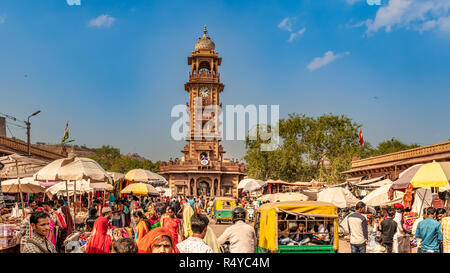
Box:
[208,215,351,253]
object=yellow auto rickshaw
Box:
[212,197,236,224]
[254,201,339,253]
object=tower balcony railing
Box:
[189,71,220,82]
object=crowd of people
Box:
[16,194,258,254]
[10,191,450,254]
[342,201,450,253]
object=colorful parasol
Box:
[410,161,450,188]
[120,182,159,196]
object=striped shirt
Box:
[441,217,450,253]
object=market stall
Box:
[317,187,360,208]
[34,155,112,231]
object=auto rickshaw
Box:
[212,197,236,224]
[254,201,339,253]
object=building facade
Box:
[159,27,246,197]
[342,140,450,180]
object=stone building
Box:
[159,27,246,197]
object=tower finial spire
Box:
[203,25,207,35]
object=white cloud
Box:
[66,0,81,6]
[0,14,6,24]
[346,0,363,4]
[288,27,306,42]
[278,17,294,32]
[88,14,116,28]
[278,17,306,42]
[307,51,350,71]
[365,0,450,34]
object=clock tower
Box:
[160,27,246,197]
[184,26,224,164]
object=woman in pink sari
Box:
[161,207,183,245]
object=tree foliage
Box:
[244,113,421,185]
[88,145,160,174]
[362,139,420,158]
[244,114,368,184]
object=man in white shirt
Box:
[218,206,256,253]
[177,213,213,253]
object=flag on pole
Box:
[358,128,364,147]
[61,121,69,143]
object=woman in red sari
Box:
[161,207,183,246]
[137,227,179,253]
[86,217,112,253]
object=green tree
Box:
[88,145,160,174]
[364,139,420,157]
[244,113,372,184]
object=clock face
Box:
[199,87,210,98]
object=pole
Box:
[26,121,31,156]
[15,161,25,218]
[65,180,69,207]
[73,180,76,230]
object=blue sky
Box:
[1,0,450,161]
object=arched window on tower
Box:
[198,61,211,77]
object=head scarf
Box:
[148,209,159,226]
[204,226,222,253]
[86,217,112,253]
[137,227,179,253]
[182,204,194,238]
[61,206,74,236]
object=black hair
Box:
[48,200,55,207]
[30,211,49,224]
[436,208,446,215]
[57,199,65,206]
[89,207,98,217]
[355,201,366,210]
[426,207,436,216]
[113,238,138,253]
[191,213,209,234]
[37,201,43,207]
[387,208,395,218]
[133,211,152,230]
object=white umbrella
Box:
[1,177,45,194]
[125,169,168,186]
[237,178,266,192]
[361,182,404,207]
[34,156,112,183]
[45,180,93,199]
[34,156,112,230]
[317,187,360,208]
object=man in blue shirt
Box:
[187,196,195,210]
[415,207,443,253]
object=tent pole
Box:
[73,180,77,230]
[65,180,69,207]
[418,189,426,218]
[15,160,25,218]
